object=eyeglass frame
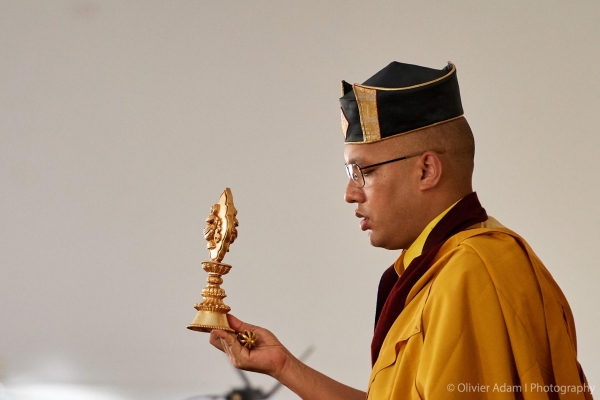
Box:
[345,149,446,188]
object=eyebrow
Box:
[345,156,364,165]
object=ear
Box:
[418,151,442,191]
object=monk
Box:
[209,62,592,399]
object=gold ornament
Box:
[237,330,257,350]
[187,188,239,333]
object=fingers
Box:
[220,336,239,362]
[209,329,234,352]
[209,326,248,355]
[208,330,223,351]
[209,315,262,363]
[227,314,258,333]
[212,329,250,369]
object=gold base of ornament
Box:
[187,310,234,333]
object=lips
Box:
[360,217,370,231]
[356,211,370,231]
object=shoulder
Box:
[429,244,494,300]
[429,225,544,314]
[436,219,537,286]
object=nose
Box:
[344,179,365,203]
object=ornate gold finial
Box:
[187,188,239,333]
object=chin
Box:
[368,231,404,250]
[368,233,397,250]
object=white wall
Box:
[1,1,598,399]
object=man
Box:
[210,61,592,399]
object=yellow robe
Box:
[367,217,592,399]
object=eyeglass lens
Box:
[346,164,364,187]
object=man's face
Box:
[344,142,422,250]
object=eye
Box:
[362,167,376,177]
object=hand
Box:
[210,314,366,400]
[209,314,292,379]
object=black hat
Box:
[340,61,464,144]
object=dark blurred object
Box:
[186,346,314,400]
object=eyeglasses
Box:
[345,150,445,188]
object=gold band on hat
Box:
[354,85,381,143]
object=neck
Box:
[410,189,473,245]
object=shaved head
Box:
[390,117,475,193]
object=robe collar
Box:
[396,198,461,275]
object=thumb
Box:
[227,314,258,333]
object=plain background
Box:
[1,1,598,399]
